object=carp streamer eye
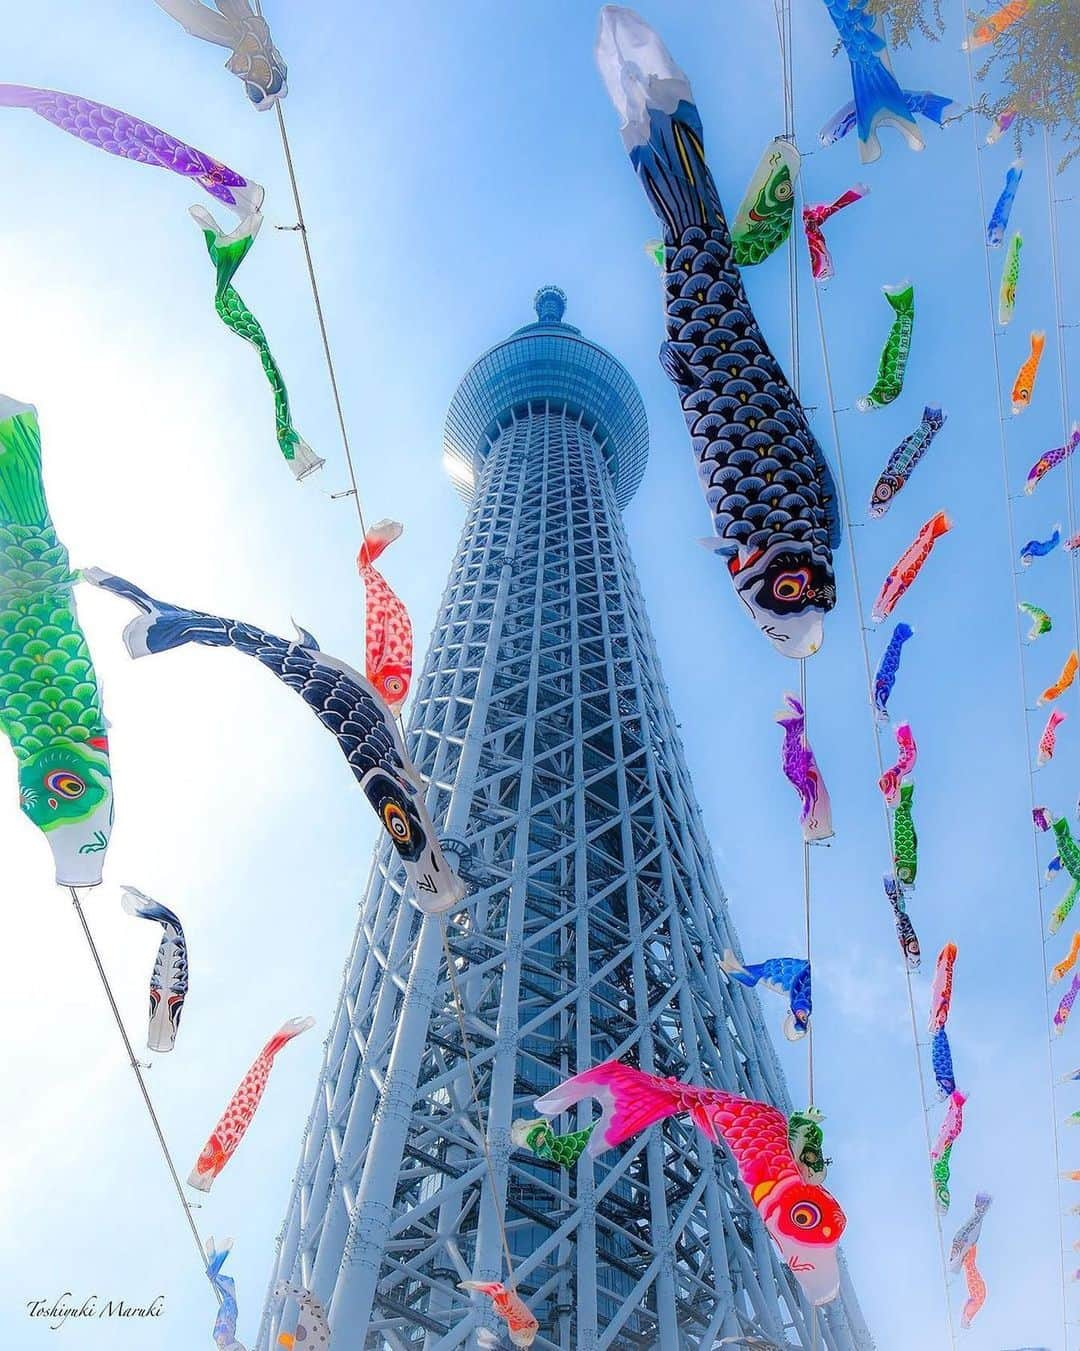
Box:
[790,1201,822,1229]
[773,569,810,602]
[775,180,793,201]
[383,675,405,696]
[45,769,85,799]
[383,801,413,845]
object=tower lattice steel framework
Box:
[259,288,873,1351]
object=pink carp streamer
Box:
[802,184,869,282]
[357,520,414,714]
[928,942,958,1032]
[1037,709,1067,766]
[459,1282,539,1348]
[0,84,262,217]
[189,1016,313,1192]
[535,1060,846,1306]
[932,1090,967,1160]
[878,722,916,806]
[959,1245,987,1328]
[776,693,834,842]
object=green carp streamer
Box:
[857,282,915,412]
[191,206,324,481]
[0,398,113,884]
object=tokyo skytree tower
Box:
[259,287,872,1351]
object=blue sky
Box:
[0,2,1076,1348]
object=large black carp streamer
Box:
[596,6,841,659]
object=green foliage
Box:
[868,0,1078,169]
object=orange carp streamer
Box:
[963,0,1029,50]
[960,1245,987,1328]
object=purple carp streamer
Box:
[1055,972,1080,1036]
[1025,424,1080,495]
[776,693,834,841]
[0,84,262,217]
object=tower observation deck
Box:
[260,289,872,1350]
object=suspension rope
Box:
[772,5,816,1343]
[805,248,958,1351]
[959,26,1070,1341]
[249,8,520,1318]
[251,1,369,539]
[1041,125,1080,699]
[69,887,219,1300]
[438,923,520,1291]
